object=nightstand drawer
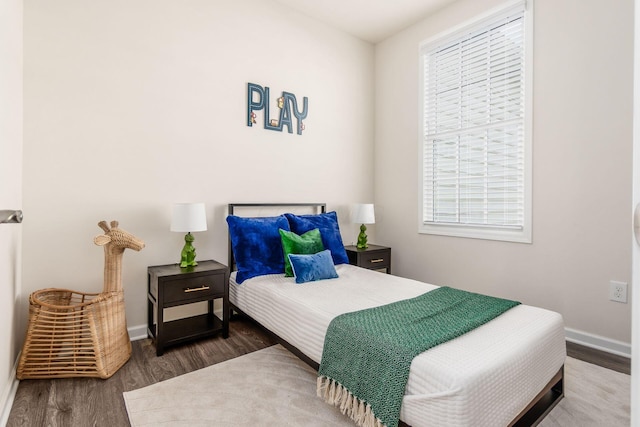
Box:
[163,274,225,305]
[345,244,391,274]
[359,251,390,270]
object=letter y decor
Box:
[247,82,308,135]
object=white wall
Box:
[20,0,634,359]
[23,0,374,331]
[0,0,23,422]
[375,0,634,347]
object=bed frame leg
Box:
[510,366,564,427]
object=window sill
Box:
[419,223,532,244]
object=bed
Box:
[226,203,566,427]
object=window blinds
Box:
[422,4,526,230]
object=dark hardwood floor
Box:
[7,317,277,427]
[566,341,630,375]
[7,316,630,426]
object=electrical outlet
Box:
[609,281,628,303]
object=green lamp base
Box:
[356,224,368,249]
[179,232,198,268]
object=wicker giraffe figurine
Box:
[94,220,145,292]
[17,220,145,379]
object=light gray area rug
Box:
[539,356,630,427]
[124,344,630,427]
[123,345,354,426]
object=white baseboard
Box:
[128,324,148,342]
[1,356,20,427]
[565,327,631,358]
[130,324,633,357]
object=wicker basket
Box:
[16,287,132,379]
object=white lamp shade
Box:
[170,202,208,232]
[352,203,375,224]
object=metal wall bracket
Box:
[0,210,23,224]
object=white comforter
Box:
[230,264,566,427]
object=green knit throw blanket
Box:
[317,286,520,427]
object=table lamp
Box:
[352,203,375,249]
[171,202,207,268]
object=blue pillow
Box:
[288,250,339,284]
[226,215,290,284]
[284,211,349,265]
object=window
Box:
[419,1,532,243]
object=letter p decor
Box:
[247,83,265,127]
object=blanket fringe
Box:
[317,376,385,427]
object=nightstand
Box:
[345,244,391,274]
[147,260,229,356]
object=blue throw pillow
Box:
[226,215,290,284]
[284,211,349,265]
[288,250,339,284]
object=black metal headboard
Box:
[227,203,327,271]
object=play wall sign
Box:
[247,82,308,135]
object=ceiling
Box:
[272,0,460,43]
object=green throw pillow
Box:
[279,228,325,277]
